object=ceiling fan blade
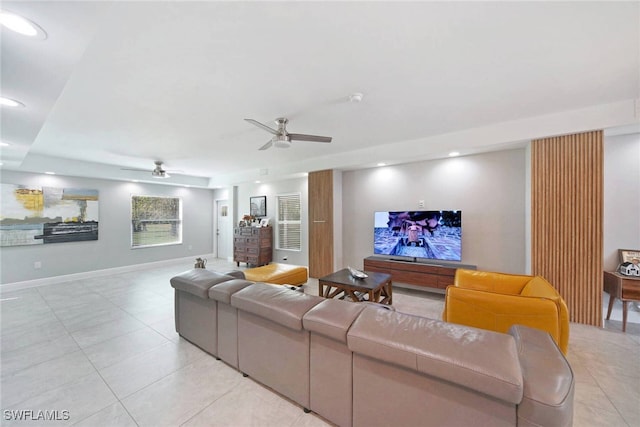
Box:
[288,133,332,143]
[258,140,273,151]
[245,118,279,136]
[120,167,149,172]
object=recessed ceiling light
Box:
[44,171,55,175]
[349,92,364,103]
[132,180,139,183]
[377,162,386,167]
[448,151,460,157]
[255,180,261,184]
[0,97,25,108]
[0,10,47,39]
[0,141,10,147]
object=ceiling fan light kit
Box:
[349,92,364,103]
[245,117,332,151]
[121,161,176,179]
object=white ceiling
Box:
[1,1,639,187]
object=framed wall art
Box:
[250,196,266,217]
[0,184,99,246]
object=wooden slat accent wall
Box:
[531,130,603,326]
[308,170,334,278]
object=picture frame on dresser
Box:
[250,196,267,217]
[619,249,640,264]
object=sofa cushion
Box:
[231,282,323,331]
[170,269,235,299]
[303,299,367,344]
[219,270,246,280]
[208,279,254,304]
[348,306,524,404]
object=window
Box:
[131,195,182,248]
[276,193,301,251]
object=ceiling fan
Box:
[245,117,332,151]
[121,161,178,179]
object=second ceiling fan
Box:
[244,117,332,151]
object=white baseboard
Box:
[0,254,215,293]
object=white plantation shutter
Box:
[276,193,301,251]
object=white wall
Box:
[341,149,527,273]
[1,171,214,284]
[604,132,640,270]
[235,177,309,266]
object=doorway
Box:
[215,199,231,260]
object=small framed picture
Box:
[259,218,270,227]
[619,249,640,264]
[250,196,267,217]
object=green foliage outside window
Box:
[131,196,182,247]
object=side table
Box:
[603,271,640,332]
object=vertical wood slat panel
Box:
[531,130,603,326]
[308,170,334,278]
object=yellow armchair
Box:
[442,269,569,354]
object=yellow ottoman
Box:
[244,263,308,286]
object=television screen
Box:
[373,210,462,261]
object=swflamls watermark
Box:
[3,410,70,421]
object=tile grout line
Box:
[34,281,141,426]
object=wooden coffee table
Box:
[319,269,392,305]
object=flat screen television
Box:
[373,210,462,262]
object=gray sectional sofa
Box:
[171,269,575,427]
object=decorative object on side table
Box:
[348,266,368,279]
[618,249,640,277]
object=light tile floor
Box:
[1,259,638,426]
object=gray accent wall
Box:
[341,149,527,273]
[1,171,214,284]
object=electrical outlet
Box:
[418,200,425,208]
[34,261,42,269]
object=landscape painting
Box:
[0,185,99,247]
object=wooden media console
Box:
[363,256,476,292]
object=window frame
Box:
[275,192,302,252]
[130,194,183,249]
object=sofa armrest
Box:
[509,325,574,427]
[520,278,570,354]
[444,286,561,343]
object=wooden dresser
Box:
[234,226,273,267]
